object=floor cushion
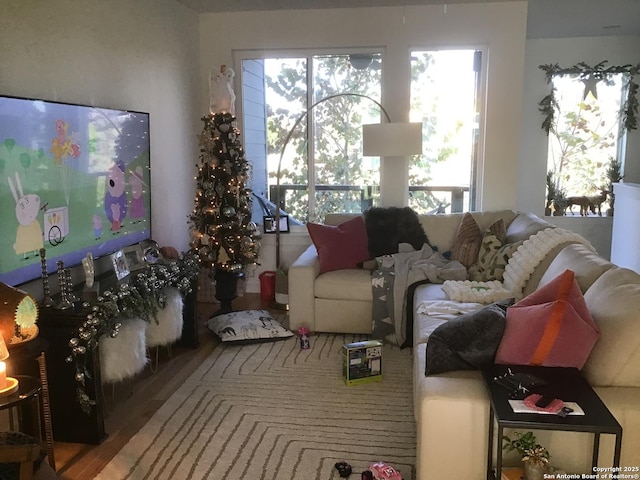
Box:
[207,309,293,342]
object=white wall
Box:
[517,35,640,259]
[0,0,200,295]
[0,0,200,253]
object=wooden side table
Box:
[481,365,623,480]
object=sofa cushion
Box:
[425,300,512,375]
[538,243,615,293]
[417,210,517,254]
[206,309,293,342]
[583,267,640,387]
[307,216,369,274]
[495,269,600,369]
[364,206,429,257]
[505,211,554,244]
[450,213,483,268]
[315,268,373,301]
[469,221,522,282]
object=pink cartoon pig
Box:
[104,160,127,232]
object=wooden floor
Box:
[53,293,274,480]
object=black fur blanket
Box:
[364,206,430,258]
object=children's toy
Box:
[298,326,310,349]
[342,340,382,385]
[369,462,402,480]
[334,461,352,478]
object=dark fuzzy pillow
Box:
[425,299,514,376]
[364,207,430,258]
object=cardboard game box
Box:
[342,340,383,385]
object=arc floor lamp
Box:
[273,93,423,308]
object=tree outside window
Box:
[540,62,640,217]
[409,49,482,214]
[244,53,383,225]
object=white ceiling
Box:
[175,0,640,38]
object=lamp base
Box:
[0,377,19,397]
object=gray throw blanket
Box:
[371,243,467,346]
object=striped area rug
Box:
[95,331,415,480]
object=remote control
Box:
[535,395,556,408]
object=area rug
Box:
[94,332,416,480]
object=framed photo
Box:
[263,215,289,234]
[110,250,130,281]
[123,244,146,272]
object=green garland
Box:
[67,251,200,414]
[539,61,640,134]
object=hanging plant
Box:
[538,61,640,134]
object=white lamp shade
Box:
[362,122,423,157]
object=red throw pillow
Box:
[495,269,600,369]
[307,216,370,274]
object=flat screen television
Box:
[0,95,151,286]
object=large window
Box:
[409,49,483,213]
[543,70,627,217]
[241,53,383,224]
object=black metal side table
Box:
[0,376,46,455]
[481,365,623,480]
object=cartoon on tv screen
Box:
[0,95,151,286]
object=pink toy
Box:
[298,326,310,349]
[369,462,402,480]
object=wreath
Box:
[538,61,640,134]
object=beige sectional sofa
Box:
[288,210,640,479]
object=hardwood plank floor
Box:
[53,293,275,479]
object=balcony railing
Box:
[268,184,469,216]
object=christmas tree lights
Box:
[189,112,260,273]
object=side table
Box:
[481,365,622,479]
[8,337,56,470]
[0,376,49,462]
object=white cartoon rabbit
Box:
[8,172,44,258]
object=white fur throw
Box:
[146,287,184,347]
[502,227,593,292]
[100,318,148,383]
[442,227,593,304]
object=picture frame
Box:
[263,215,289,234]
[123,244,146,272]
[110,250,130,281]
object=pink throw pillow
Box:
[495,269,600,369]
[307,216,370,274]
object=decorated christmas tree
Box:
[189,65,260,311]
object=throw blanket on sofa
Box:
[442,227,594,303]
[372,243,467,345]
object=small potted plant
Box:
[503,431,550,480]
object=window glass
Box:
[409,49,482,213]
[242,53,382,224]
[545,73,625,217]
